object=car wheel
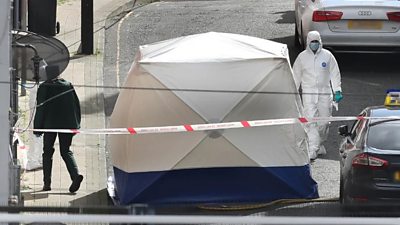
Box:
[339,175,344,204]
[339,178,360,216]
[339,178,351,215]
[340,174,352,205]
[339,173,351,206]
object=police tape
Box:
[12,116,400,135]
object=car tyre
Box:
[339,173,354,215]
[339,175,344,204]
[340,178,360,216]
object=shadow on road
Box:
[274,10,295,24]
[104,93,119,117]
[269,35,301,65]
[335,52,399,74]
[70,188,110,207]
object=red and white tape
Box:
[13,116,400,135]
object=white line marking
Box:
[116,11,134,88]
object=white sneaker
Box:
[309,151,317,160]
[317,145,327,155]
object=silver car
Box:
[294,0,400,52]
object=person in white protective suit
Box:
[292,31,342,160]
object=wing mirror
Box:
[338,125,349,137]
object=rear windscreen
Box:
[367,123,400,150]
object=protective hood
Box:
[306,31,322,53]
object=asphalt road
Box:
[103,0,400,215]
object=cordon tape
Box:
[12,116,400,135]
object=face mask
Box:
[309,42,320,52]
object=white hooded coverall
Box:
[292,31,342,159]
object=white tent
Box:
[110,32,318,205]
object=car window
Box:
[354,120,367,145]
[367,122,400,150]
[349,120,360,140]
[349,113,366,140]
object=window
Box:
[367,122,400,150]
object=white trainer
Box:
[318,145,327,155]
[309,151,317,160]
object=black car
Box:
[338,104,400,206]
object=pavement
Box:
[19,0,133,207]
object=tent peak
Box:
[139,32,289,63]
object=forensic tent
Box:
[110,32,318,205]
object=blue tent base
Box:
[113,165,319,205]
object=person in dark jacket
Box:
[33,76,83,193]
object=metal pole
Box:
[10,1,19,159]
[10,62,18,161]
[0,0,12,205]
[20,0,27,31]
[13,0,20,30]
[20,0,28,96]
[10,0,19,164]
[81,0,93,54]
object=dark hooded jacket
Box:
[34,78,81,130]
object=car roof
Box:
[366,105,400,117]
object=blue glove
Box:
[334,91,343,103]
